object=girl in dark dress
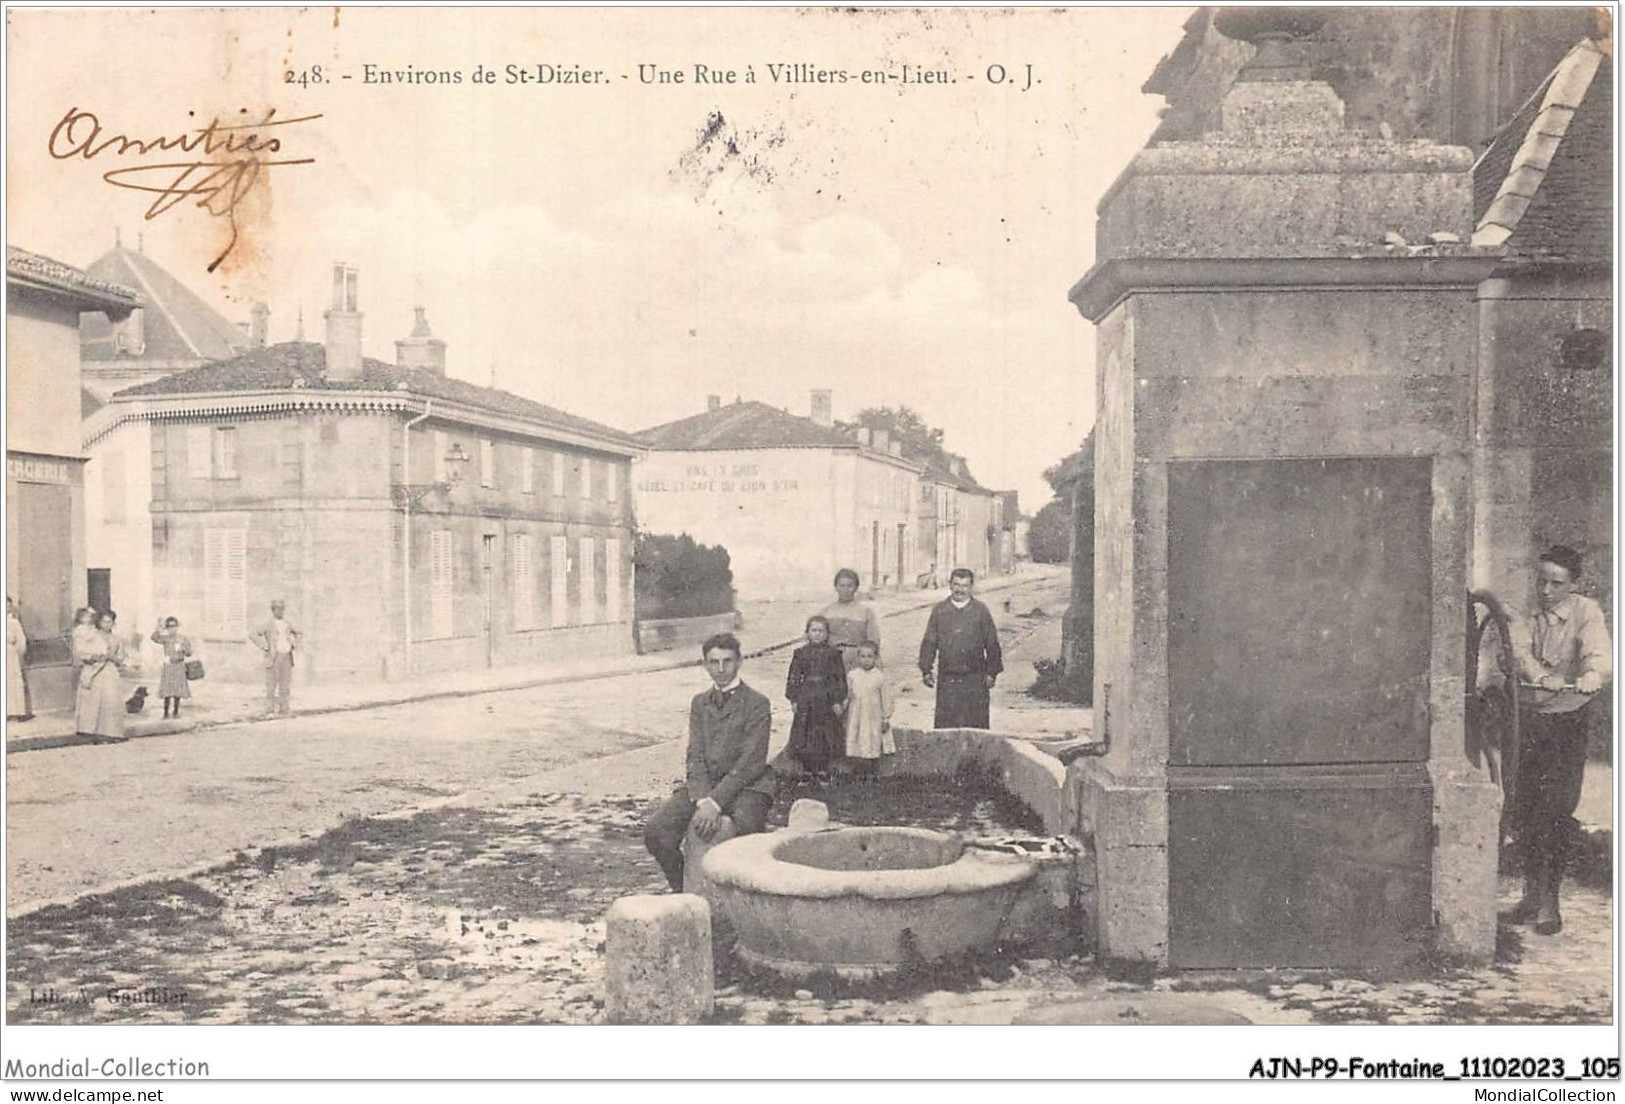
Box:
[785,615,848,781]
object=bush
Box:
[1029,658,1090,705]
[633,532,735,619]
[1028,499,1071,564]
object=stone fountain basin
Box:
[701,826,1037,979]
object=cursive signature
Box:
[49,107,322,272]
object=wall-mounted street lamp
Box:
[391,440,470,510]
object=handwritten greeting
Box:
[48,107,322,272]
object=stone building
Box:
[79,237,252,402]
[634,392,924,602]
[80,241,260,639]
[6,247,138,710]
[1470,38,1612,619]
[100,265,640,684]
[913,453,1005,585]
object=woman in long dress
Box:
[784,616,849,780]
[75,610,129,741]
[150,616,193,719]
[6,597,30,721]
[820,568,882,671]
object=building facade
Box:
[6,247,138,710]
[104,267,640,684]
[635,394,923,602]
[914,454,1005,584]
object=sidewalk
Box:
[5,564,1063,755]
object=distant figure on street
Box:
[918,568,1003,729]
[844,640,894,779]
[151,616,194,719]
[7,596,31,721]
[1506,545,1613,936]
[820,568,882,670]
[250,599,301,717]
[75,610,131,742]
[784,615,848,780]
[643,633,777,891]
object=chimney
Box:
[395,305,448,376]
[707,394,722,413]
[249,301,270,349]
[810,389,833,427]
[855,427,872,447]
[323,263,364,381]
[889,440,902,458]
[949,456,963,477]
[873,428,890,452]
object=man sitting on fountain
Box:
[644,633,777,892]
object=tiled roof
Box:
[81,246,246,362]
[635,401,857,450]
[111,342,641,448]
[7,246,139,309]
[1472,39,1610,257]
[917,451,991,494]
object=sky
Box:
[7,6,1192,509]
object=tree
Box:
[1028,498,1071,563]
[1040,432,1095,701]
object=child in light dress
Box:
[843,641,894,779]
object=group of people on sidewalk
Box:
[24,599,305,743]
[645,566,1004,890]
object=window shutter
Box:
[480,439,495,488]
[550,535,569,627]
[578,536,597,623]
[430,529,454,638]
[605,463,619,502]
[203,530,226,634]
[579,458,592,500]
[213,427,238,478]
[512,534,534,630]
[522,449,535,494]
[225,530,246,637]
[203,528,247,637]
[604,537,622,623]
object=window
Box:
[430,529,454,638]
[605,462,619,503]
[186,426,211,479]
[579,458,592,500]
[480,439,495,488]
[549,535,569,626]
[203,528,246,638]
[578,536,597,623]
[522,449,535,495]
[551,452,565,496]
[212,427,238,479]
[512,533,535,630]
[605,537,622,622]
[103,451,126,524]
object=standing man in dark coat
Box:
[918,568,1003,729]
[643,632,777,891]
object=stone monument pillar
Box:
[1068,11,1502,967]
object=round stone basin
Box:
[701,826,1035,979]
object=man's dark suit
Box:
[643,681,776,890]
